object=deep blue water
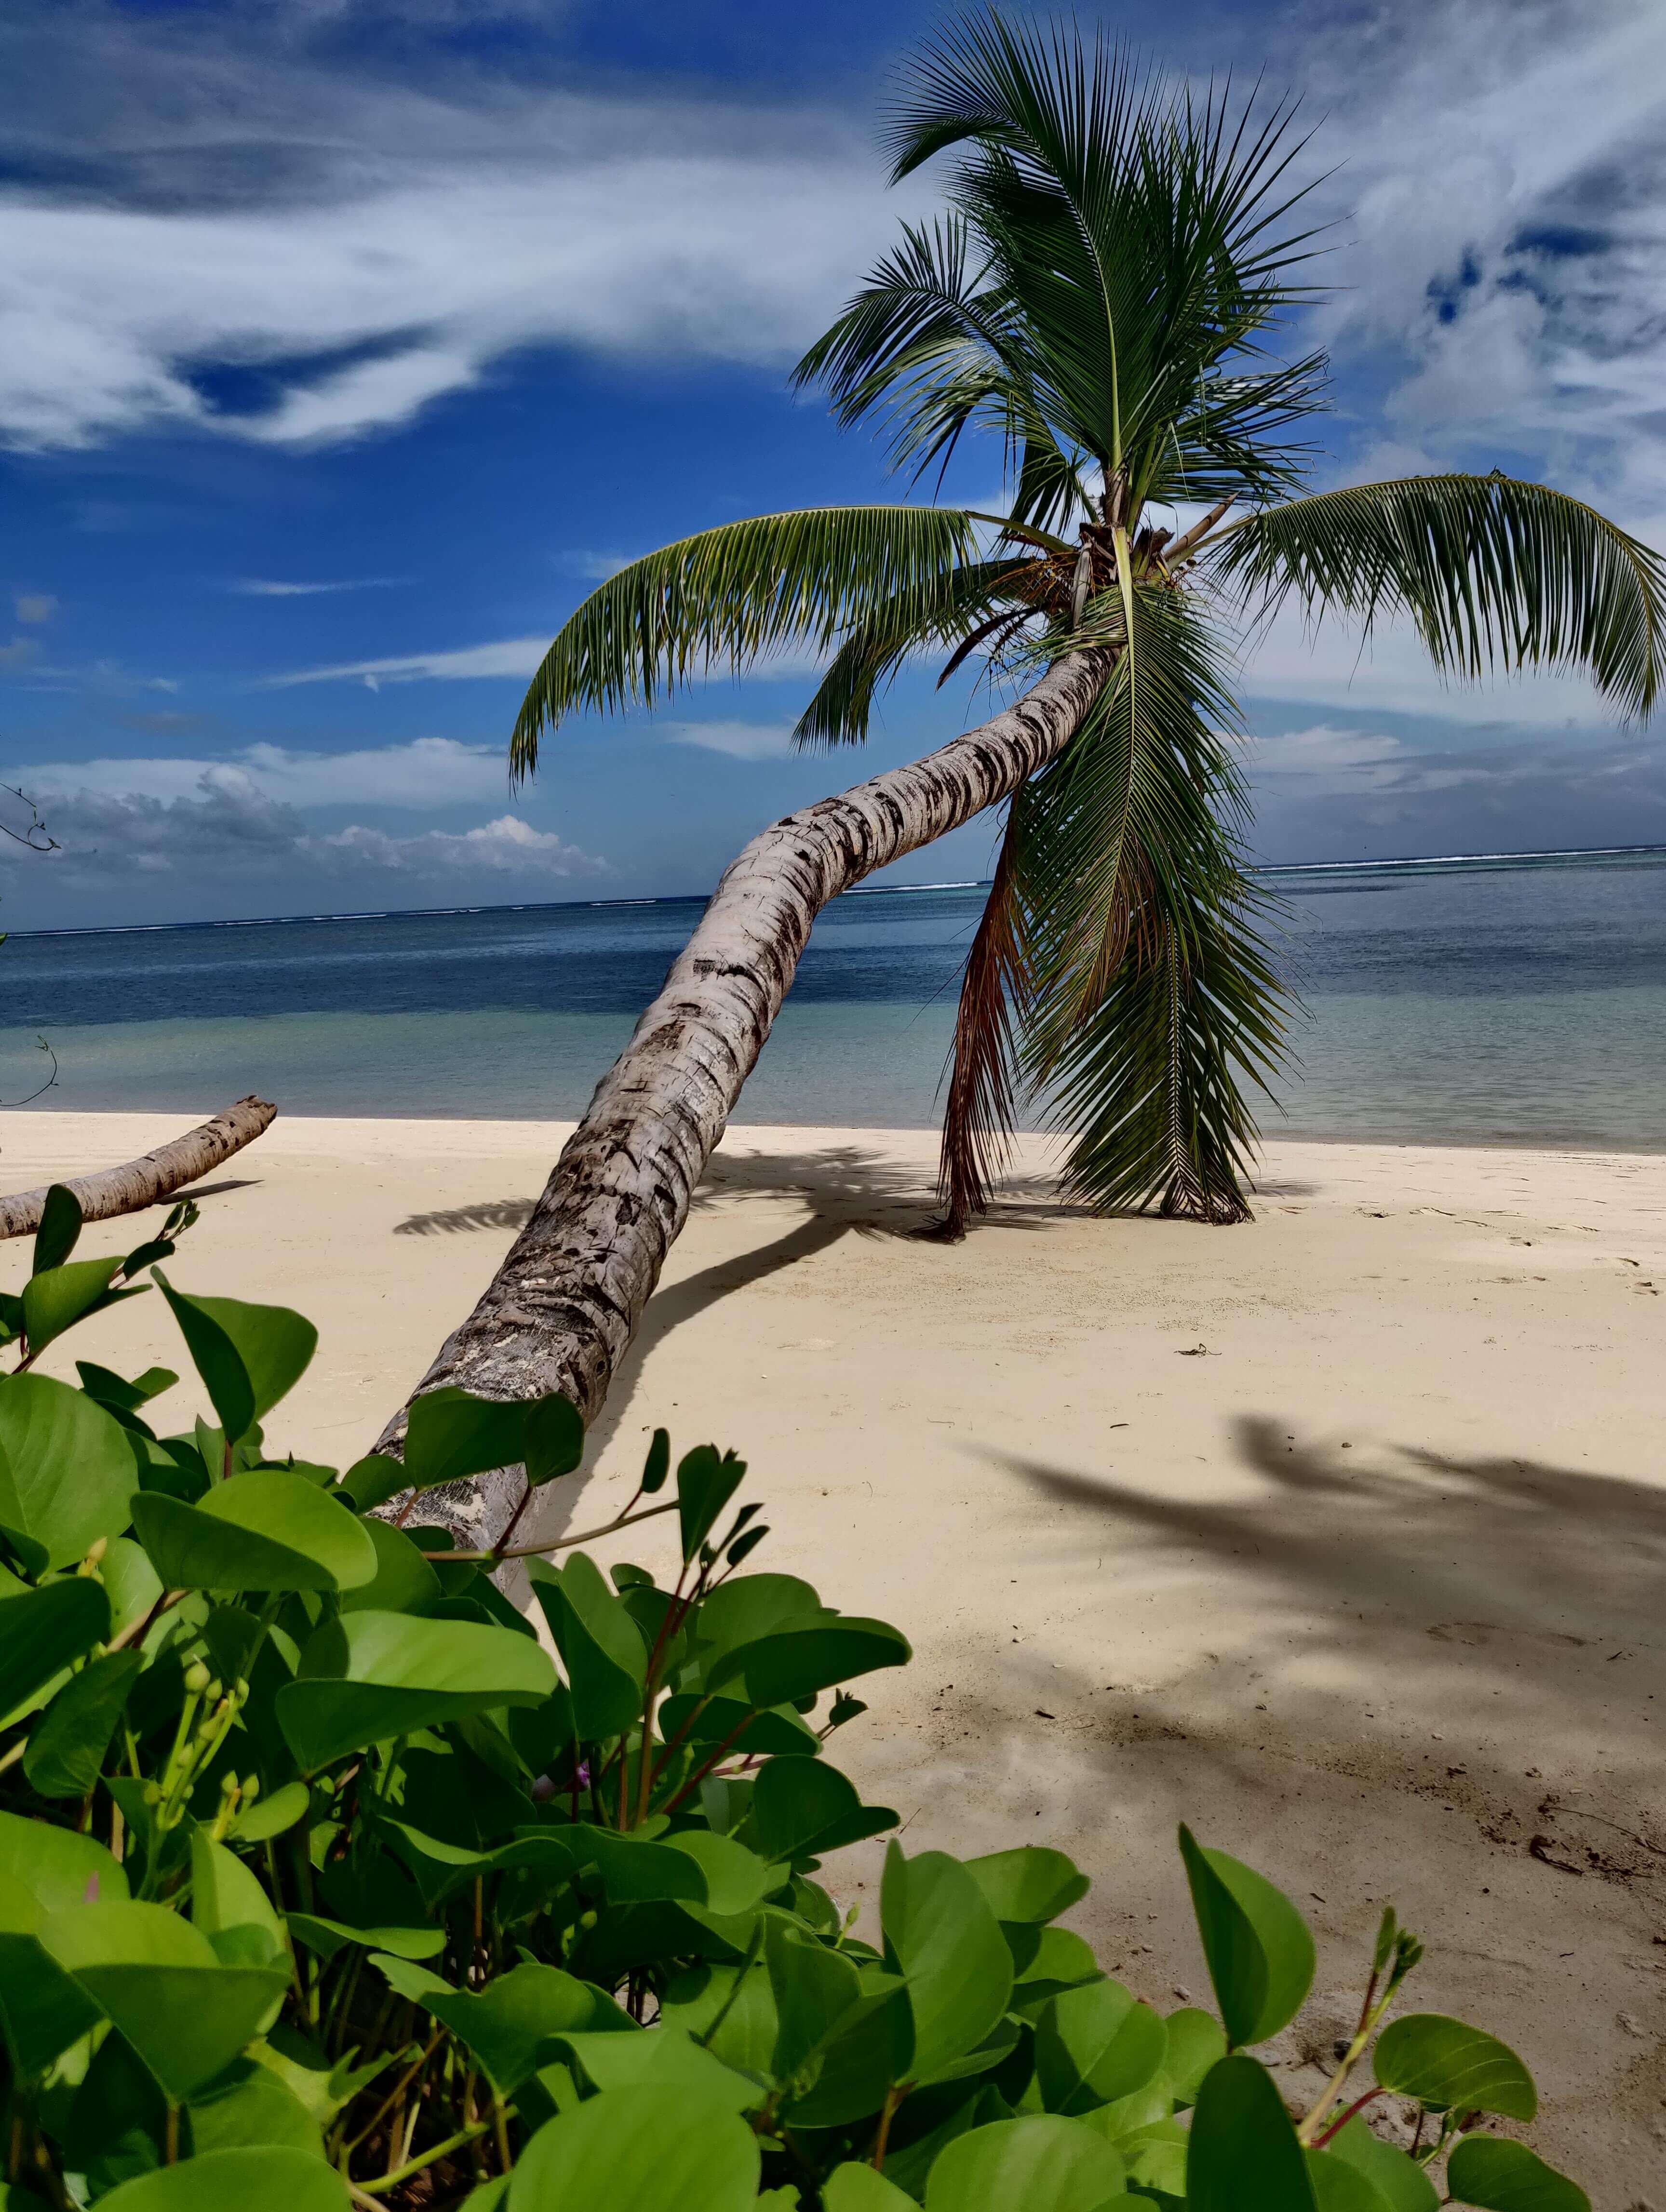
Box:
[2,848,1663,1149]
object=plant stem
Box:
[871,2085,905,2171]
[357,2121,492,2196]
[419,1496,680,1563]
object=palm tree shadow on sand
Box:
[973,1422,1666,1874]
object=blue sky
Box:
[2,0,1665,929]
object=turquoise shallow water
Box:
[2,848,1663,1150]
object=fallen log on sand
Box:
[0,1095,277,1240]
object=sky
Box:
[2,0,1665,930]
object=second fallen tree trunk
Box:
[378,650,1110,1547]
[0,1095,277,1241]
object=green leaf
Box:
[190,1830,286,1968]
[693,1571,822,1661]
[1214,474,1666,722]
[506,2082,760,2210]
[132,1470,376,1594]
[658,1693,820,1760]
[22,1257,134,1354]
[187,2055,322,2157]
[25,1649,142,1797]
[660,1957,779,2077]
[1308,2149,1391,2212]
[0,1374,140,1568]
[659,1829,778,1916]
[40,1900,291,2098]
[0,1930,104,2078]
[677,1445,745,1559]
[1327,2117,1438,2212]
[154,1274,317,1442]
[710,1616,911,1707]
[1446,2135,1589,2212]
[1371,2016,1537,2121]
[231,1779,311,1843]
[77,1361,177,1414]
[1187,2055,1316,2212]
[1117,2119,1189,2197]
[882,1844,1014,2084]
[0,1578,110,1721]
[428,1961,599,2093]
[337,1516,441,1616]
[750,1754,896,1860]
[1011,1925,1103,2020]
[510,503,981,776]
[551,2024,759,2112]
[924,2114,1126,2210]
[34,1184,83,1273]
[288,1913,444,1963]
[529,1556,644,1740]
[336,1454,408,1513]
[0,1808,127,1911]
[967,1847,1090,1925]
[103,1535,164,1639]
[276,1609,556,1771]
[524,1393,584,1485]
[1178,1826,1314,2047]
[92,2146,349,2212]
[403,1388,527,1489]
[1160,2007,1226,2106]
[825,2164,917,2211]
[1035,1980,1168,2113]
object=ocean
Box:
[2,846,1663,1152]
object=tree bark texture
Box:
[0,1096,277,1241]
[378,651,1110,1547]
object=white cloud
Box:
[232,576,405,597]
[660,720,795,760]
[1295,0,1666,528]
[266,635,828,693]
[0,768,603,881]
[264,638,552,688]
[0,113,911,451]
[1236,597,1626,730]
[14,593,56,623]
[321,814,605,875]
[6,737,508,810]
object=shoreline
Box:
[2,1114,1663,2191]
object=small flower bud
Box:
[141,1781,163,1806]
[183,1661,211,1695]
[219,1770,239,1796]
[83,1537,107,1567]
[242,1774,260,1803]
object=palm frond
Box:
[933,811,1029,1238]
[792,557,1036,748]
[510,506,980,778]
[1014,581,1289,1220]
[1212,472,1666,720]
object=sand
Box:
[3,1109,1663,2194]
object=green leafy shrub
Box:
[0,1190,1588,2210]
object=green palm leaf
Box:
[1013,584,1289,1220]
[1211,473,1666,719]
[793,557,1039,749]
[510,506,981,779]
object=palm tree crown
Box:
[511,12,1666,1231]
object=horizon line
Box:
[4,839,1663,942]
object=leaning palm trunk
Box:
[0,1096,276,1240]
[378,649,1110,1547]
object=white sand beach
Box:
[3,1111,1663,2195]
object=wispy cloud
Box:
[660,720,795,760]
[14,593,56,623]
[231,576,406,597]
[4,736,509,811]
[263,638,551,689]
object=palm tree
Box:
[382,14,1664,1541]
